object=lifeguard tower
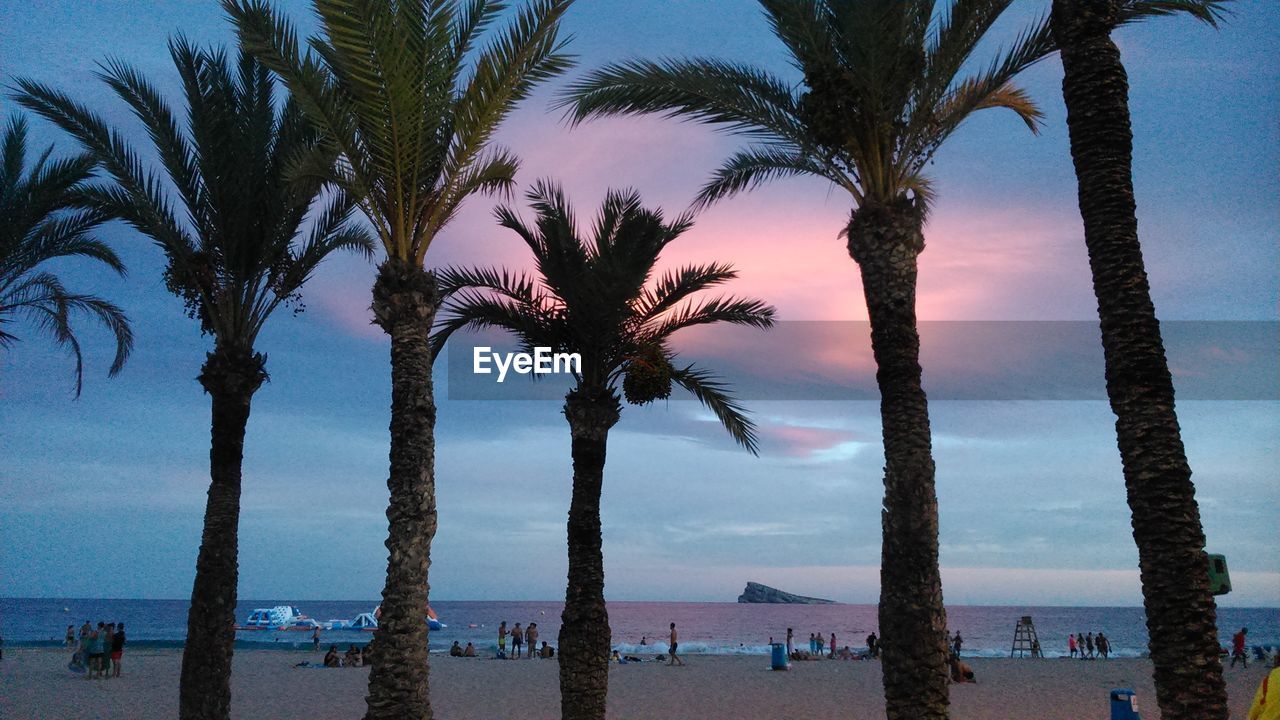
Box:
[1010,616,1042,658]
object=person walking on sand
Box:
[512,622,524,659]
[526,623,538,659]
[111,623,126,677]
[1096,632,1108,659]
[498,621,508,658]
[312,625,321,651]
[1233,628,1250,668]
[668,623,683,666]
[1068,633,1077,658]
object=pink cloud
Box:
[759,423,863,458]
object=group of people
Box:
[780,628,879,661]
[1068,631,1112,659]
[67,620,126,678]
[321,644,364,668]
[496,621,552,659]
[449,641,479,657]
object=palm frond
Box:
[634,262,739,323]
[2,271,133,396]
[13,79,199,259]
[1118,0,1231,27]
[640,296,776,343]
[436,264,540,305]
[432,0,575,247]
[694,144,857,210]
[431,290,552,361]
[669,362,761,455]
[560,57,809,144]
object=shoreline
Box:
[1,647,1267,719]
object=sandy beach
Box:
[0,647,1266,719]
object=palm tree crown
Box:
[433,181,775,451]
[224,0,575,265]
[16,39,373,350]
[0,115,132,395]
[562,0,1058,212]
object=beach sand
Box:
[0,648,1266,719]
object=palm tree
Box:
[16,40,373,720]
[1049,1,1232,717]
[432,181,774,720]
[0,115,132,396]
[220,2,574,717]
[560,2,1056,716]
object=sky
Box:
[1,1,1277,607]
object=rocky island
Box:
[736,581,835,604]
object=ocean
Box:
[3,598,1276,660]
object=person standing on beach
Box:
[830,633,837,659]
[952,631,963,658]
[312,625,321,651]
[111,623,126,677]
[1069,633,1077,658]
[498,621,508,658]
[816,632,825,656]
[1233,628,1250,668]
[512,622,524,659]
[786,628,794,658]
[526,623,538,659]
[65,625,75,647]
[101,623,114,678]
[866,632,878,659]
[87,623,104,679]
[79,620,92,641]
[668,623,683,666]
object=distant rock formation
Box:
[737,581,835,604]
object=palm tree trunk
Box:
[847,196,950,720]
[365,259,441,720]
[1051,3,1227,717]
[179,347,266,720]
[558,387,620,720]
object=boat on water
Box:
[365,604,445,631]
[237,606,316,631]
[326,612,378,631]
[239,605,445,633]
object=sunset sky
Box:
[2,1,1276,606]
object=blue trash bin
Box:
[1110,688,1140,720]
[770,642,789,671]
